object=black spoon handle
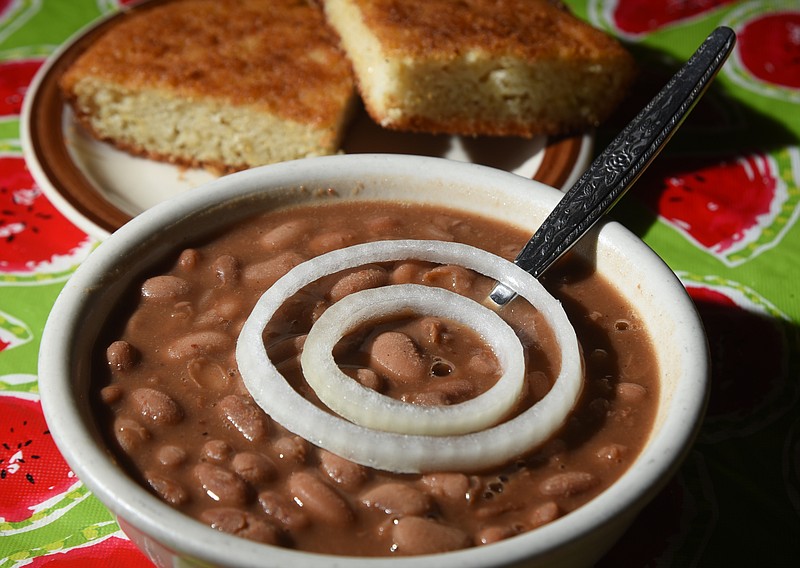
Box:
[489,26,736,306]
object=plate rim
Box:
[21,0,182,239]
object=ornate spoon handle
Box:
[489,26,736,306]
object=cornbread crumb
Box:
[322,0,635,137]
[60,0,356,173]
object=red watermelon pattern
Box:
[636,149,799,266]
[722,3,800,102]
[0,155,93,276]
[592,0,737,38]
[0,391,76,523]
[738,12,800,90]
[0,58,43,117]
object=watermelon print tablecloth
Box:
[1,1,799,566]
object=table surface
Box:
[1,1,799,566]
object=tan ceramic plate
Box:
[21,0,592,240]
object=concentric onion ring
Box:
[236,240,583,474]
[301,284,525,436]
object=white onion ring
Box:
[236,240,583,473]
[300,284,525,436]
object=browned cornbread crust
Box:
[323,0,635,137]
[60,0,356,172]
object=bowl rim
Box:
[39,154,709,567]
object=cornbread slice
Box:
[322,0,635,137]
[60,0,356,173]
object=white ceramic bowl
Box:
[39,154,709,568]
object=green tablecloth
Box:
[1,1,798,566]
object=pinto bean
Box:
[260,219,310,251]
[318,450,368,491]
[232,452,277,484]
[187,357,231,391]
[328,266,389,302]
[288,471,354,526]
[307,230,356,255]
[243,252,305,289]
[258,490,310,530]
[200,508,280,545]
[615,382,648,404]
[389,260,430,285]
[202,439,233,463]
[422,264,474,294]
[364,215,400,234]
[419,473,471,503]
[141,275,190,299]
[529,501,560,528]
[539,471,599,498]
[412,317,446,345]
[193,309,230,330]
[361,483,433,516]
[404,391,449,406]
[596,443,628,463]
[497,242,519,259]
[273,436,309,464]
[156,445,187,468]
[218,394,269,443]
[391,516,470,555]
[112,417,149,453]
[167,330,232,360]
[211,254,240,285]
[477,524,517,545]
[467,353,499,376]
[170,300,194,321]
[365,331,427,384]
[145,471,188,505]
[513,369,539,402]
[99,384,123,405]
[130,387,183,426]
[177,248,200,270]
[209,297,243,321]
[431,377,476,404]
[194,463,250,505]
[353,368,383,392]
[419,225,455,242]
[106,340,138,372]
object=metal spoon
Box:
[488,26,736,306]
